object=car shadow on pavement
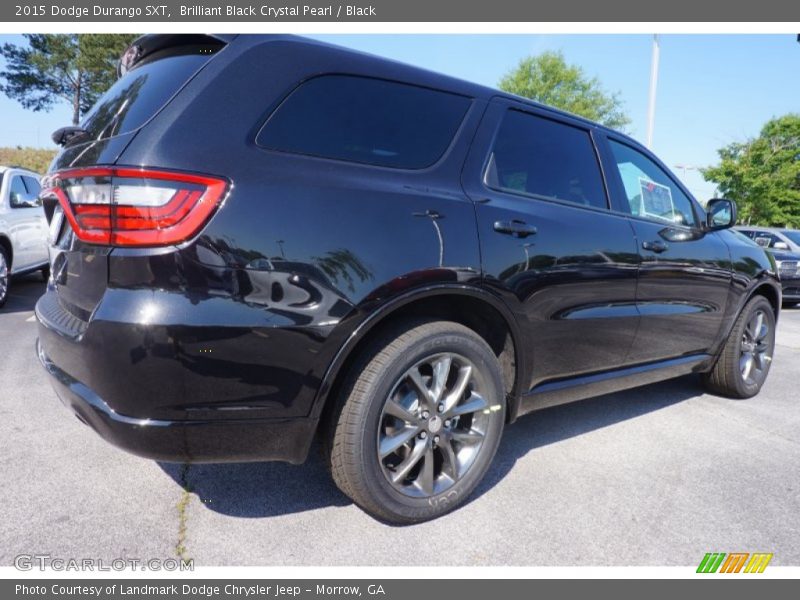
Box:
[159,374,703,521]
[2,274,46,314]
[473,374,702,500]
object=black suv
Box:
[36,34,781,523]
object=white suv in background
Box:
[0,166,49,307]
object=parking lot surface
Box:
[2,276,799,566]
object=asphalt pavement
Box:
[2,275,798,566]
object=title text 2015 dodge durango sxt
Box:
[36,34,781,523]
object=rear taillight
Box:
[41,167,228,247]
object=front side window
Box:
[485,109,607,210]
[257,75,471,169]
[608,140,698,228]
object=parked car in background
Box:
[0,166,49,307]
[736,226,800,307]
[36,35,782,523]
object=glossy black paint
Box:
[36,34,781,463]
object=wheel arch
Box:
[749,280,781,318]
[312,284,526,432]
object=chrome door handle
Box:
[642,240,668,253]
[493,220,537,238]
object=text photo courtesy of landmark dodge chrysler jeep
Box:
[36,34,781,523]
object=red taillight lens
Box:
[41,167,228,247]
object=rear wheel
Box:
[325,320,506,524]
[0,247,10,308]
[703,295,776,398]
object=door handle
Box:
[493,219,537,238]
[642,240,669,253]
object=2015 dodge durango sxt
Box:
[36,34,781,523]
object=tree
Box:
[0,34,137,126]
[498,51,630,130]
[703,114,800,227]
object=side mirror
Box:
[773,241,790,250]
[706,198,737,230]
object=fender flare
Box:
[308,283,528,423]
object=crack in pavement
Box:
[175,463,193,562]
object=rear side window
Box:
[80,47,217,141]
[485,109,608,209]
[257,75,471,169]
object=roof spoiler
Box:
[117,34,234,77]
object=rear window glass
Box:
[257,75,471,169]
[80,48,214,141]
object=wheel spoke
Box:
[439,439,459,480]
[450,429,484,445]
[379,426,421,458]
[390,439,427,483]
[740,352,754,381]
[753,312,765,341]
[446,393,488,418]
[430,355,452,403]
[384,398,417,424]
[416,446,435,495]
[407,369,433,407]
[443,364,472,413]
[753,351,764,372]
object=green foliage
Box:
[498,51,630,130]
[0,147,57,174]
[703,114,800,227]
[0,34,137,126]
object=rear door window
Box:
[257,75,471,169]
[80,46,217,142]
[484,109,608,209]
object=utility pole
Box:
[646,34,660,149]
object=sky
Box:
[1,33,798,200]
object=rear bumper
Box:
[36,336,317,464]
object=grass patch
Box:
[0,147,57,174]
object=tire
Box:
[0,246,10,309]
[40,264,50,282]
[324,320,506,524]
[703,295,776,399]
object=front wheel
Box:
[0,247,10,308]
[703,295,776,398]
[325,320,506,524]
